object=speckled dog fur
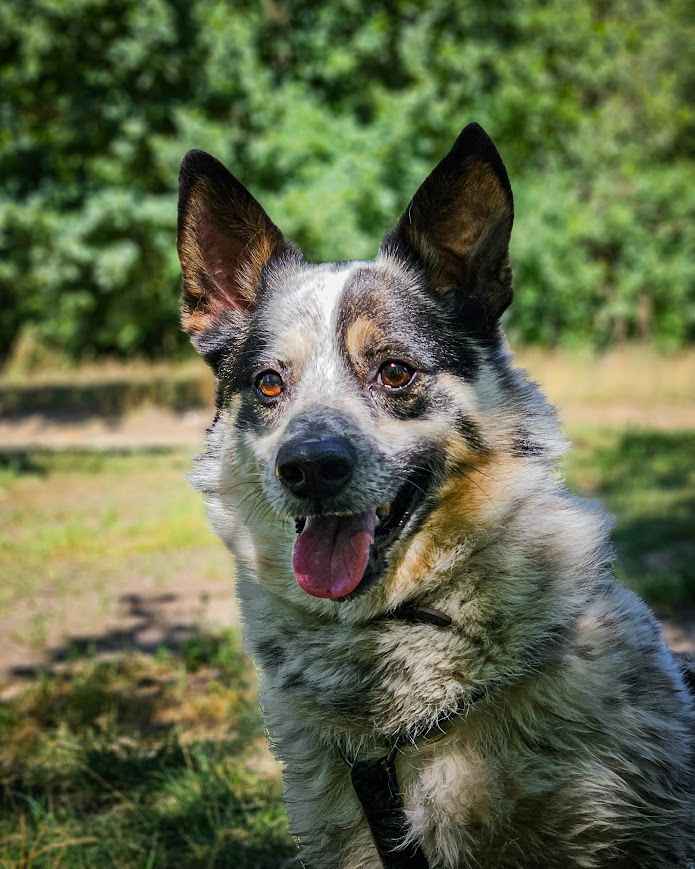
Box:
[176,124,695,868]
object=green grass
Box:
[0,450,294,867]
[0,449,228,613]
[565,428,695,609]
[0,633,294,868]
[0,431,693,866]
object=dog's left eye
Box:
[378,360,415,391]
[255,370,284,399]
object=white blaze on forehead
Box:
[246,263,369,464]
[257,263,365,405]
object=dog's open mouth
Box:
[291,471,430,600]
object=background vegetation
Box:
[2,0,694,361]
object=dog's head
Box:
[177,123,560,613]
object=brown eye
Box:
[378,360,415,391]
[255,370,284,399]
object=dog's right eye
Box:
[378,360,415,391]
[255,370,284,400]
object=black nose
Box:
[276,435,356,500]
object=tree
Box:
[1,0,693,359]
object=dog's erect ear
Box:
[381,123,514,331]
[177,150,286,339]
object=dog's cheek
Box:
[376,416,482,563]
[234,386,287,435]
[382,445,513,603]
[432,453,517,532]
[239,425,282,474]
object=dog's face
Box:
[177,124,555,613]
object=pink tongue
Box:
[292,510,377,599]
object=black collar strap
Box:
[382,603,453,629]
[348,697,483,869]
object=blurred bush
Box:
[1,0,693,360]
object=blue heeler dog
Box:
[176,123,695,868]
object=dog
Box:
[176,123,695,868]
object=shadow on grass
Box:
[0,617,297,867]
[570,430,695,608]
[584,430,695,495]
[10,591,211,680]
[0,449,48,476]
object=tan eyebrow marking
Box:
[345,315,384,362]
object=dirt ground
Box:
[0,406,212,450]
[0,563,239,692]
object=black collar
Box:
[382,602,453,629]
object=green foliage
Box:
[1,0,693,359]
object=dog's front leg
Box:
[264,703,381,868]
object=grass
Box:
[0,449,232,616]
[565,428,695,609]
[0,633,294,868]
[0,428,693,866]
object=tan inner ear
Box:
[181,307,215,335]
[404,160,511,294]
[439,161,509,255]
[179,179,283,334]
